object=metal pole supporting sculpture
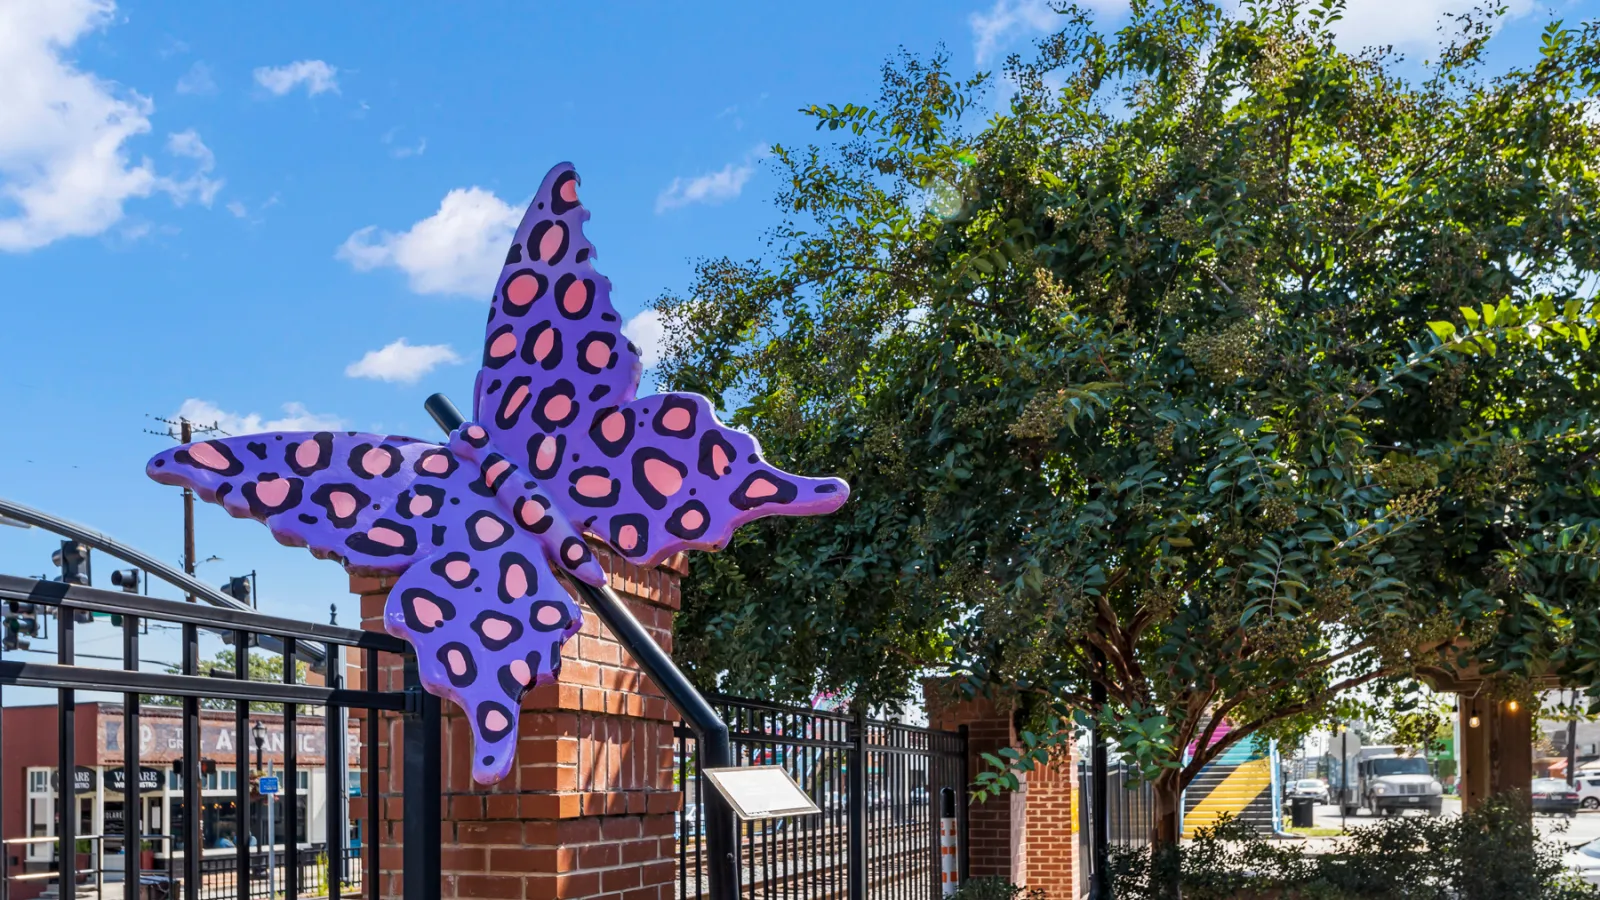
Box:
[146,163,851,900]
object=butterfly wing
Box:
[387,541,579,784]
[472,164,850,567]
[559,392,849,569]
[475,162,643,448]
[147,429,586,784]
[146,431,474,573]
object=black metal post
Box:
[182,624,200,900]
[123,614,141,899]
[401,653,441,900]
[325,641,344,900]
[57,607,76,900]
[1089,677,1110,900]
[327,643,348,887]
[235,635,250,900]
[1569,689,1579,788]
[423,392,738,900]
[848,706,866,900]
[957,724,970,884]
[284,637,300,900]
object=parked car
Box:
[1531,777,1581,816]
[1565,836,1600,885]
[1286,779,1329,804]
[1576,776,1600,810]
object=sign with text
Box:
[103,766,164,793]
[258,776,279,795]
[703,766,821,821]
[97,711,359,766]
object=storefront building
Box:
[1,702,360,897]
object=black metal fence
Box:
[674,696,968,900]
[0,500,442,900]
[1078,759,1156,857]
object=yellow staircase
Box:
[1181,754,1275,838]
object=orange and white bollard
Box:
[940,787,959,896]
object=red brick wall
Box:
[923,682,1078,897]
[353,543,685,900]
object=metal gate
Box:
[674,696,969,899]
[0,500,441,900]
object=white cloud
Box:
[253,60,339,97]
[175,399,344,435]
[621,309,666,368]
[337,186,520,296]
[655,147,766,214]
[159,129,222,206]
[174,61,216,96]
[971,0,1061,65]
[226,200,246,218]
[345,338,462,384]
[0,0,160,251]
[1329,0,1533,51]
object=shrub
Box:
[1110,796,1599,900]
[950,878,1047,900]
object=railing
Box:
[194,847,362,900]
[1078,759,1156,854]
[674,696,968,900]
[0,499,442,900]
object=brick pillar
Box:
[352,543,685,900]
[924,681,1078,897]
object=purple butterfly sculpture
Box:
[146,163,850,784]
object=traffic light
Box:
[222,576,251,606]
[110,568,140,593]
[3,601,39,652]
[52,541,90,586]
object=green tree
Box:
[659,0,1600,860]
[148,648,308,713]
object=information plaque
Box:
[703,766,822,821]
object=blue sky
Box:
[0,0,1589,687]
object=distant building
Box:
[0,702,359,899]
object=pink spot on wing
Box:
[422,453,450,474]
[562,279,587,314]
[662,407,692,433]
[532,328,556,361]
[519,498,547,527]
[680,508,705,531]
[504,563,527,598]
[484,709,509,732]
[255,479,290,507]
[510,659,532,684]
[368,527,405,547]
[506,386,529,414]
[330,492,357,519]
[576,474,612,498]
[565,544,582,561]
[535,436,558,470]
[485,460,511,485]
[584,340,610,370]
[480,617,514,641]
[412,596,446,627]
[505,273,540,308]
[409,494,433,516]
[474,517,506,543]
[467,425,486,441]
[295,441,320,469]
[188,443,229,470]
[617,524,638,551]
[444,560,472,582]
[362,448,392,476]
[537,605,565,627]
[712,444,731,476]
[544,394,572,422]
[601,413,626,443]
[746,478,778,499]
[539,223,566,262]
[489,331,518,359]
[447,649,468,676]
[643,459,683,499]
[559,180,578,203]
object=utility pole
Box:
[1569,689,1579,788]
[146,415,225,603]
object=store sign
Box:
[99,713,359,765]
[49,767,97,794]
[103,766,163,793]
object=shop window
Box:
[298,770,310,790]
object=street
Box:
[1309,797,1600,848]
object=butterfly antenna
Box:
[423,394,467,433]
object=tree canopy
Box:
[659,0,1600,843]
[150,647,308,713]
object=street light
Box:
[252,721,265,773]
[251,721,276,899]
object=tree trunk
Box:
[1150,773,1184,899]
